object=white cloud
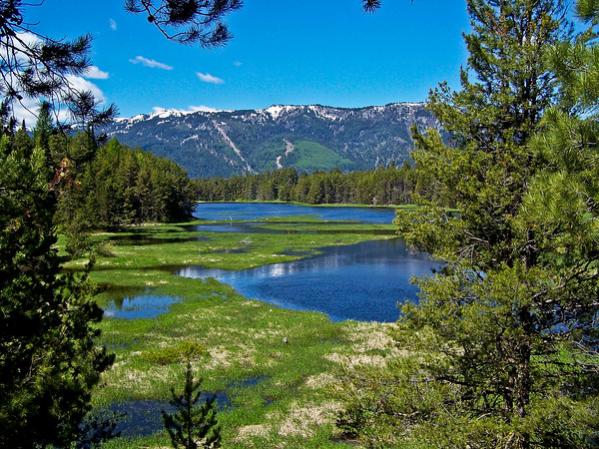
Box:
[109,18,117,31]
[84,65,109,80]
[129,56,173,71]
[196,72,224,84]
[233,61,243,67]
[0,31,40,63]
[11,75,106,128]
[11,97,42,128]
[19,31,41,47]
[5,32,107,127]
[14,99,73,128]
[66,75,106,103]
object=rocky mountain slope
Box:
[103,103,438,178]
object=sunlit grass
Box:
[79,218,399,448]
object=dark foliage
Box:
[362,0,382,12]
[124,0,242,45]
[75,411,123,449]
[0,120,114,448]
[162,360,221,449]
[194,163,437,206]
[338,1,599,447]
[58,138,195,230]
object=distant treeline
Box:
[57,139,194,230]
[193,164,436,205]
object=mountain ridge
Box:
[103,102,438,178]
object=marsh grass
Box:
[77,218,398,448]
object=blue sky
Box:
[28,0,471,117]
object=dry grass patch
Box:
[324,352,388,368]
[236,424,272,442]
[276,401,342,438]
[304,373,338,390]
[345,322,397,352]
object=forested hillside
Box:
[64,139,194,230]
[194,164,436,205]
[10,106,195,253]
[102,103,437,178]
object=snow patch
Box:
[181,135,199,146]
[307,105,341,121]
[212,121,255,173]
[262,105,301,120]
[275,139,295,169]
[115,106,225,125]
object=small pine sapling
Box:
[162,360,221,449]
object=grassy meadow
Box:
[68,218,402,448]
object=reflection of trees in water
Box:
[194,203,396,224]
[181,239,435,281]
[103,288,180,319]
[177,239,439,320]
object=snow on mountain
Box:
[102,102,438,178]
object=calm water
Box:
[103,376,269,437]
[194,202,396,224]
[178,239,438,322]
[103,290,180,320]
[108,394,230,437]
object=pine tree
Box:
[32,102,57,180]
[33,102,53,154]
[338,1,599,447]
[162,360,221,449]
[0,125,114,448]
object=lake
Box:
[106,203,437,322]
[194,202,396,224]
[178,238,437,322]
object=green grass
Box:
[75,218,399,448]
[247,139,354,172]
[248,139,294,171]
[286,140,354,171]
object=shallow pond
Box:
[103,375,269,437]
[178,239,438,322]
[194,202,396,224]
[103,290,180,320]
[108,393,230,437]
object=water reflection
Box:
[103,290,180,320]
[178,239,439,322]
[194,202,396,224]
[109,393,230,437]
[103,375,268,437]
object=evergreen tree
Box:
[0,126,113,448]
[58,138,194,230]
[193,164,427,206]
[338,1,599,447]
[162,360,221,449]
[33,102,54,157]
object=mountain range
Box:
[103,103,438,178]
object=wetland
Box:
[78,202,434,448]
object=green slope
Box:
[283,140,354,172]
